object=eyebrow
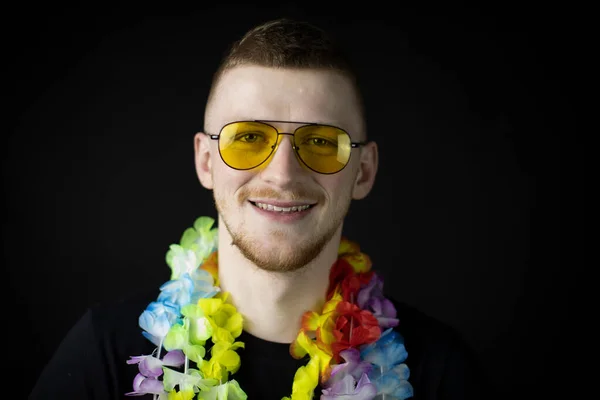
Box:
[256,119,329,126]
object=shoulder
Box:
[390,298,468,375]
[391,299,464,352]
[388,298,496,400]
[84,289,157,329]
[30,289,159,399]
[83,288,158,352]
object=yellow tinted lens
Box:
[219,122,278,169]
[295,125,351,173]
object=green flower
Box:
[166,217,218,280]
[162,367,218,394]
[196,379,247,399]
[180,216,218,259]
[163,304,214,364]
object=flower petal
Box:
[139,356,164,377]
[162,350,186,367]
[127,374,165,395]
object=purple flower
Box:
[125,373,165,396]
[357,273,399,329]
[324,348,373,389]
[126,350,185,378]
[321,373,377,399]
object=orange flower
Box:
[200,251,219,286]
[290,292,344,384]
[297,292,342,351]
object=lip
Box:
[249,200,316,222]
[249,199,317,207]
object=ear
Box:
[194,132,214,189]
[352,141,378,200]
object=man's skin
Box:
[194,65,379,344]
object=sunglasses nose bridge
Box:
[259,131,306,178]
[272,132,298,150]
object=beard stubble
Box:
[213,184,353,272]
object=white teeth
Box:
[254,202,311,212]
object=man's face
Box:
[195,65,377,272]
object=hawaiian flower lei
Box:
[127,216,414,399]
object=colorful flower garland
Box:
[127,216,414,399]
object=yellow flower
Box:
[290,331,332,385]
[167,389,195,400]
[337,237,372,273]
[200,340,245,381]
[197,292,243,344]
[297,292,342,352]
[337,237,360,256]
[282,356,320,400]
[341,252,372,273]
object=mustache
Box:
[239,186,322,201]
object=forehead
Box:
[206,65,364,137]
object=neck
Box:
[216,221,342,344]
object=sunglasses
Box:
[207,120,366,174]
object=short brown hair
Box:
[205,18,365,130]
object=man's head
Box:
[194,18,378,272]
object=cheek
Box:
[318,172,355,199]
[212,163,253,194]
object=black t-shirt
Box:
[29,289,495,399]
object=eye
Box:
[235,132,264,143]
[302,135,338,148]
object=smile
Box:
[251,202,313,213]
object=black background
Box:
[3,2,584,399]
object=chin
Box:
[232,230,326,273]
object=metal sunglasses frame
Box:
[206,119,367,174]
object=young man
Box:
[29,18,492,400]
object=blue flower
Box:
[139,301,180,346]
[361,328,407,368]
[158,274,194,311]
[157,269,219,312]
[372,370,413,399]
[360,328,413,399]
[189,268,220,302]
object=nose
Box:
[258,133,307,186]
